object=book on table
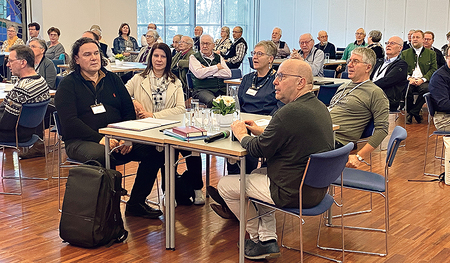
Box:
[163,128,207,141]
[107,118,180,131]
[172,126,207,137]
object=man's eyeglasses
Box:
[200,42,213,46]
[179,41,188,44]
[251,51,267,57]
[355,32,365,36]
[275,72,303,82]
[299,39,312,45]
[347,59,367,66]
[385,41,402,46]
[145,35,154,38]
[7,58,23,64]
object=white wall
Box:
[29,0,137,54]
[259,0,450,51]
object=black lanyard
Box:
[251,68,275,90]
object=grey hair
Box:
[273,27,282,35]
[30,37,47,51]
[200,34,214,43]
[369,30,382,43]
[183,35,194,46]
[147,29,159,40]
[222,26,230,38]
[351,47,376,73]
[255,40,277,58]
[7,24,18,33]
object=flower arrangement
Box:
[212,95,236,116]
[115,54,125,61]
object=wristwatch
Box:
[356,154,364,162]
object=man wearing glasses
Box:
[336,28,368,73]
[223,26,248,69]
[171,36,195,92]
[189,34,231,107]
[291,33,324,77]
[330,47,389,168]
[216,59,334,260]
[370,36,408,111]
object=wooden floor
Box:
[1,113,450,262]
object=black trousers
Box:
[406,83,428,117]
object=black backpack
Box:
[59,162,128,248]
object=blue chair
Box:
[340,71,349,79]
[55,75,64,89]
[323,69,336,78]
[423,92,450,177]
[52,59,65,74]
[317,83,341,106]
[324,126,407,257]
[0,100,50,195]
[249,143,354,262]
[248,57,254,69]
[230,68,242,79]
[186,72,194,99]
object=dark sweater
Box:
[240,92,334,208]
[54,68,135,144]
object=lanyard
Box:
[251,68,275,90]
[328,80,369,109]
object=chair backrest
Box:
[323,69,336,78]
[186,72,194,90]
[230,68,242,79]
[386,126,407,167]
[341,71,349,79]
[0,54,5,67]
[303,142,353,189]
[360,118,375,139]
[52,59,65,74]
[55,75,64,89]
[248,57,254,69]
[53,111,64,138]
[19,100,50,128]
[424,92,435,117]
[317,83,341,106]
[337,47,345,52]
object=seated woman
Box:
[113,23,139,62]
[214,26,232,55]
[1,25,24,52]
[209,41,284,218]
[29,38,57,89]
[135,29,159,63]
[367,30,384,59]
[125,43,205,205]
[46,27,65,60]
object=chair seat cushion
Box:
[333,168,385,192]
[0,134,40,148]
[250,194,334,217]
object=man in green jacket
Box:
[171,35,195,96]
[401,30,437,124]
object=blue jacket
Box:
[429,64,450,113]
[113,35,139,54]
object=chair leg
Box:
[0,147,22,195]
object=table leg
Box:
[104,136,110,169]
[205,154,210,197]
[165,144,175,250]
[168,145,176,250]
[239,156,246,263]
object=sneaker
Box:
[125,202,163,219]
[19,141,45,159]
[162,194,177,207]
[244,239,281,260]
[194,189,205,205]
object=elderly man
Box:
[429,46,450,131]
[140,23,163,46]
[315,30,336,59]
[330,47,389,168]
[55,37,164,219]
[171,34,182,56]
[172,36,195,93]
[90,25,113,58]
[0,45,49,143]
[336,28,367,73]
[189,34,231,106]
[403,29,415,51]
[193,26,203,52]
[423,31,445,68]
[26,22,42,45]
[223,26,248,69]
[401,30,437,124]
[291,33,324,77]
[370,36,408,111]
[271,27,290,59]
[215,59,333,260]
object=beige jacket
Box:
[125,72,186,119]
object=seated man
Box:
[271,27,290,59]
[315,30,336,59]
[192,26,203,52]
[90,25,113,59]
[423,31,446,68]
[171,34,182,57]
[401,30,437,124]
[188,34,231,107]
[171,36,195,94]
[223,26,248,69]
[370,36,408,111]
[429,46,450,131]
[55,37,164,219]
[291,33,324,77]
[0,45,50,142]
[336,28,368,73]
[330,47,389,168]
[216,59,334,260]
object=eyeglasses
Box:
[423,38,433,41]
[145,35,154,38]
[232,31,241,33]
[299,39,312,45]
[355,32,365,36]
[200,42,213,46]
[251,51,267,57]
[7,29,15,33]
[179,41,188,44]
[385,41,402,46]
[275,72,303,82]
[7,58,23,64]
[347,59,367,66]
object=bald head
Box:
[385,36,404,59]
[317,31,328,44]
[274,59,313,104]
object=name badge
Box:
[91,103,106,114]
[246,88,257,96]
